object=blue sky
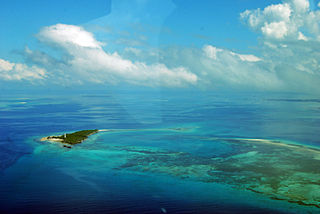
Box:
[1,0,320,93]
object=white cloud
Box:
[200,45,279,89]
[0,58,46,81]
[236,54,262,62]
[159,39,320,93]
[0,59,14,71]
[241,0,320,41]
[261,21,288,39]
[202,45,223,60]
[158,45,281,90]
[230,52,262,62]
[290,0,310,12]
[39,24,104,48]
[298,31,308,40]
[203,45,261,62]
[37,24,197,87]
[263,3,291,22]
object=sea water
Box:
[1,89,320,213]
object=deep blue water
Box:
[1,90,320,213]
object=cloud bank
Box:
[201,45,280,89]
[156,45,282,90]
[36,24,197,87]
[0,58,46,81]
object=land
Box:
[40,129,99,146]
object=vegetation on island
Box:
[48,129,98,145]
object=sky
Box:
[1,0,320,93]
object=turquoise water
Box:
[1,90,320,213]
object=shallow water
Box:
[1,90,320,213]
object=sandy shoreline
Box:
[225,138,320,155]
[39,127,193,146]
[40,136,64,143]
[40,128,320,155]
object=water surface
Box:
[1,90,320,213]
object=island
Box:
[39,127,190,148]
[40,129,99,147]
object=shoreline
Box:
[207,137,320,154]
[234,138,320,154]
[40,136,63,143]
[40,128,320,155]
[40,127,195,144]
[40,129,99,146]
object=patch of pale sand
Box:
[98,129,110,132]
[234,138,320,156]
[40,137,47,141]
[229,151,259,159]
[40,136,63,143]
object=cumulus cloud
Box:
[158,38,320,93]
[23,47,58,67]
[239,0,320,93]
[202,45,223,60]
[37,24,197,87]
[298,31,308,41]
[261,21,288,39]
[201,45,279,89]
[23,22,269,90]
[0,58,46,81]
[240,0,320,41]
[203,45,261,62]
[38,24,104,48]
[156,45,281,90]
[230,52,262,62]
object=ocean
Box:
[1,89,320,213]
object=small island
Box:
[40,127,191,148]
[40,129,99,147]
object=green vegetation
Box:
[60,129,98,145]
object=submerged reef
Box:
[110,138,320,208]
